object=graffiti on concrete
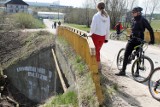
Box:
[17,66,52,81]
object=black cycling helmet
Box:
[132,7,143,13]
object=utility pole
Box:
[58,0,60,20]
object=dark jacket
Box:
[131,15,155,43]
[114,23,123,34]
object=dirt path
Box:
[100,40,160,107]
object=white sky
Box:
[22,0,159,13]
[23,0,86,7]
[22,0,154,8]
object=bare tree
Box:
[148,0,160,23]
[82,0,98,27]
[104,0,127,28]
[93,0,97,8]
[129,0,138,10]
[143,0,150,18]
[93,0,101,7]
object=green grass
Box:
[151,20,160,30]
[64,23,90,32]
[51,91,78,107]
[64,19,160,32]
[52,19,64,23]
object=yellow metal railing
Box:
[127,29,160,43]
[57,26,104,104]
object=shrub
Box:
[11,13,45,29]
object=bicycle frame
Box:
[128,41,148,74]
[129,41,145,63]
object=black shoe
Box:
[134,72,139,77]
[139,67,145,70]
[115,71,126,76]
[127,59,132,64]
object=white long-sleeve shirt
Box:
[90,11,110,40]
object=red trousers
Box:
[91,34,105,61]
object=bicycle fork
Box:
[135,52,145,76]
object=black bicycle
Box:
[110,29,128,40]
[148,67,160,101]
[116,40,154,83]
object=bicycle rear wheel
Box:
[110,32,117,40]
[148,67,160,101]
[131,55,154,83]
[117,48,125,70]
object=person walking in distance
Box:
[54,22,57,29]
[58,21,61,26]
[90,2,110,71]
[115,7,155,76]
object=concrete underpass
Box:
[4,47,68,103]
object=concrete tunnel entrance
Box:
[4,47,69,104]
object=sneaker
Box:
[115,71,126,76]
[134,71,139,77]
[127,60,131,64]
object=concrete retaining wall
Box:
[55,42,75,88]
[4,47,63,103]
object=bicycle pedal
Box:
[154,90,159,94]
[139,67,145,70]
[134,72,139,77]
[127,61,131,64]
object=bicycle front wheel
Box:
[131,55,154,83]
[119,32,128,40]
[117,48,125,70]
[110,32,117,40]
[148,67,160,101]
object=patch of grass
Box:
[50,91,78,107]
[112,83,118,91]
[64,23,90,32]
[73,56,86,76]
[151,20,160,30]
[2,31,53,69]
[76,56,81,63]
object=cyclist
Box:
[115,6,155,76]
[114,21,124,38]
